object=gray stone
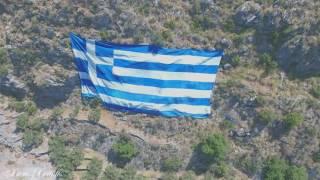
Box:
[235,1,262,27]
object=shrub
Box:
[23,129,43,151]
[210,162,229,178]
[285,166,308,180]
[283,112,304,130]
[258,53,277,75]
[0,48,9,77]
[161,173,178,180]
[83,158,103,180]
[8,100,37,115]
[103,165,122,180]
[162,156,182,172]
[313,151,320,162]
[112,136,138,162]
[50,107,63,121]
[231,55,241,67]
[220,120,235,130]
[262,157,287,180]
[310,85,320,98]
[88,108,101,123]
[16,113,29,130]
[200,133,229,162]
[236,154,261,176]
[102,165,144,180]
[179,171,196,180]
[257,108,276,124]
[49,136,84,180]
[69,105,80,119]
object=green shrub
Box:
[263,157,287,180]
[257,108,276,124]
[161,173,178,180]
[162,156,182,172]
[103,165,122,180]
[112,136,138,162]
[23,129,43,151]
[69,105,80,119]
[220,120,235,130]
[236,154,261,176]
[0,48,9,77]
[283,112,304,130]
[286,166,308,180]
[313,151,320,162]
[50,107,63,121]
[102,165,144,180]
[88,108,101,123]
[258,53,278,75]
[100,31,110,41]
[16,113,29,130]
[8,100,37,115]
[164,20,176,30]
[231,55,241,67]
[210,162,229,178]
[179,171,196,180]
[83,158,103,180]
[310,85,320,98]
[200,133,229,162]
[49,136,84,180]
[223,19,236,32]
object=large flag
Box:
[70,33,223,118]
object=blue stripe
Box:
[114,59,218,74]
[75,58,88,72]
[80,79,210,106]
[82,93,209,119]
[96,45,113,57]
[70,33,86,51]
[96,65,215,90]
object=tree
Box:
[83,158,103,180]
[112,136,138,162]
[286,166,308,180]
[200,133,229,162]
[88,108,101,123]
[283,112,304,130]
[162,156,182,172]
[262,157,287,180]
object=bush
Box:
[112,136,138,162]
[210,162,229,178]
[236,154,261,176]
[179,171,196,180]
[258,53,277,75]
[16,113,29,130]
[200,133,229,162]
[0,48,9,77]
[88,108,101,123]
[310,85,320,98]
[50,107,63,121]
[23,129,43,151]
[286,166,308,180]
[8,100,37,115]
[83,158,103,180]
[257,108,276,124]
[102,165,144,180]
[162,156,182,172]
[283,112,304,130]
[161,173,178,180]
[262,157,287,180]
[312,151,320,162]
[49,136,84,180]
[103,165,122,180]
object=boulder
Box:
[234,1,262,27]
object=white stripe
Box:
[99,94,211,115]
[78,72,212,98]
[72,48,113,66]
[112,66,216,82]
[114,50,221,65]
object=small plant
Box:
[283,112,304,130]
[162,156,182,172]
[50,107,63,121]
[210,162,229,178]
[83,158,103,180]
[112,136,138,163]
[179,171,196,180]
[310,85,320,98]
[312,151,320,162]
[23,129,43,151]
[16,113,29,131]
[258,53,277,75]
[286,166,308,180]
[262,157,287,180]
[200,133,229,162]
[231,55,241,67]
[257,108,276,124]
[88,108,101,123]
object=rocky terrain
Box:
[0,0,320,179]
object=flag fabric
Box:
[70,33,223,118]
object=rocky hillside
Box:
[0,0,320,179]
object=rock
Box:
[234,1,262,27]
[0,73,27,99]
[223,63,232,70]
[276,35,320,78]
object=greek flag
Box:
[70,33,222,118]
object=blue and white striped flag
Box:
[70,33,223,118]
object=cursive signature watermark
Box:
[1,168,61,179]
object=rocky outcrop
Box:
[234,1,262,27]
